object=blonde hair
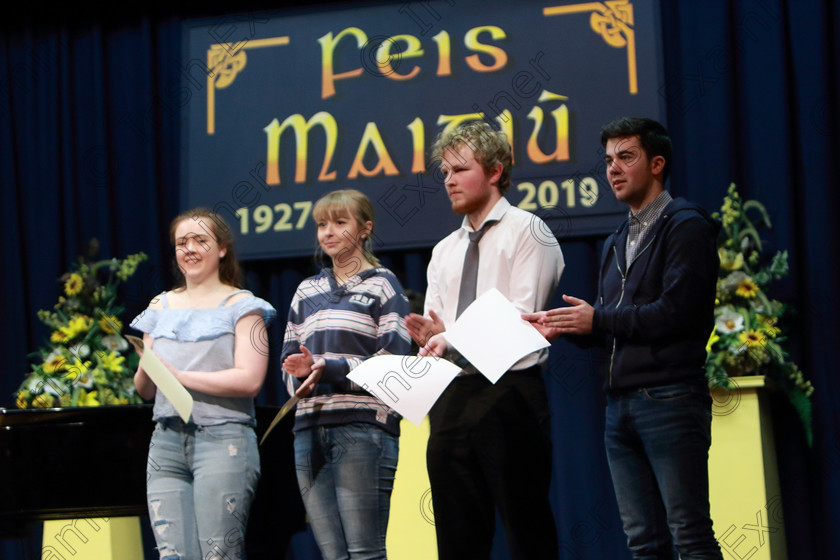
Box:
[312,189,380,266]
[430,121,513,194]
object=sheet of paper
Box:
[126,335,193,423]
[347,355,461,425]
[444,288,551,383]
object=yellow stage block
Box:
[41,517,143,560]
[387,417,438,560]
[709,376,788,560]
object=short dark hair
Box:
[600,117,671,183]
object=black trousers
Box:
[426,366,559,560]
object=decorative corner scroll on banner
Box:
[543,1,637,94]
[206,36,291,134]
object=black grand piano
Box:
[0,405,306,556]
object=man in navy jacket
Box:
[524,117,724,559]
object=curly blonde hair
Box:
[430,121,513,194]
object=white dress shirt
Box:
[424,197,565,370]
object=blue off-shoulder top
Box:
[130,290,276,426]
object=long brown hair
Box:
[169,207,243,289]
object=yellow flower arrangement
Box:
[42,353,67,374]
[98,315,122,334]
[14,241,148,409]
[64,273,84,296]
[734,277,759,299]
[706,184,814,445]
[50,330,69,344]
[60,315,94,339]
[99,351,126,373]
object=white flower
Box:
[45,349,64,362]
[120,377,136,393]
[68,343,90,359]
[741,236,751,251]
[42,377,69,396]
[27,377,43,394]
[715,307,745,334]
[28,376,68,396]
[101,334,129,352]
[721,271,748,292]
[71,371,95,389]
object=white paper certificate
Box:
[126,335,193,423]
[443,288,551,383]
[347,355,461,425]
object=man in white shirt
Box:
[407,121,564,559]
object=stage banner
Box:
[181,0,664,259]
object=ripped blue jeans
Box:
[146,419,260,559]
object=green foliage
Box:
[706,184,813,446]
[14,241,147,409]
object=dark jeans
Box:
[427,366,558,560]
[605,381,724,560]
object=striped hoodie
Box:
[281,266,411,435]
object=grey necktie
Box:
[456,221,496,318]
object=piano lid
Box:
[0,404,305,546]
[0,405,154,530]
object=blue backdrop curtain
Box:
[2,1,838,559]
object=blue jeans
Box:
[605,381,723,560]
[146,419,261,560]
[294,423,399,560]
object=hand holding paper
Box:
[406,309,445,348]
[349,290,549,423]
[418,333,448,359]
[126,335,193,423]
[443,288,551,383]
[284,345,318,378]
[261,350,324,446]
[347,355,461,425]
